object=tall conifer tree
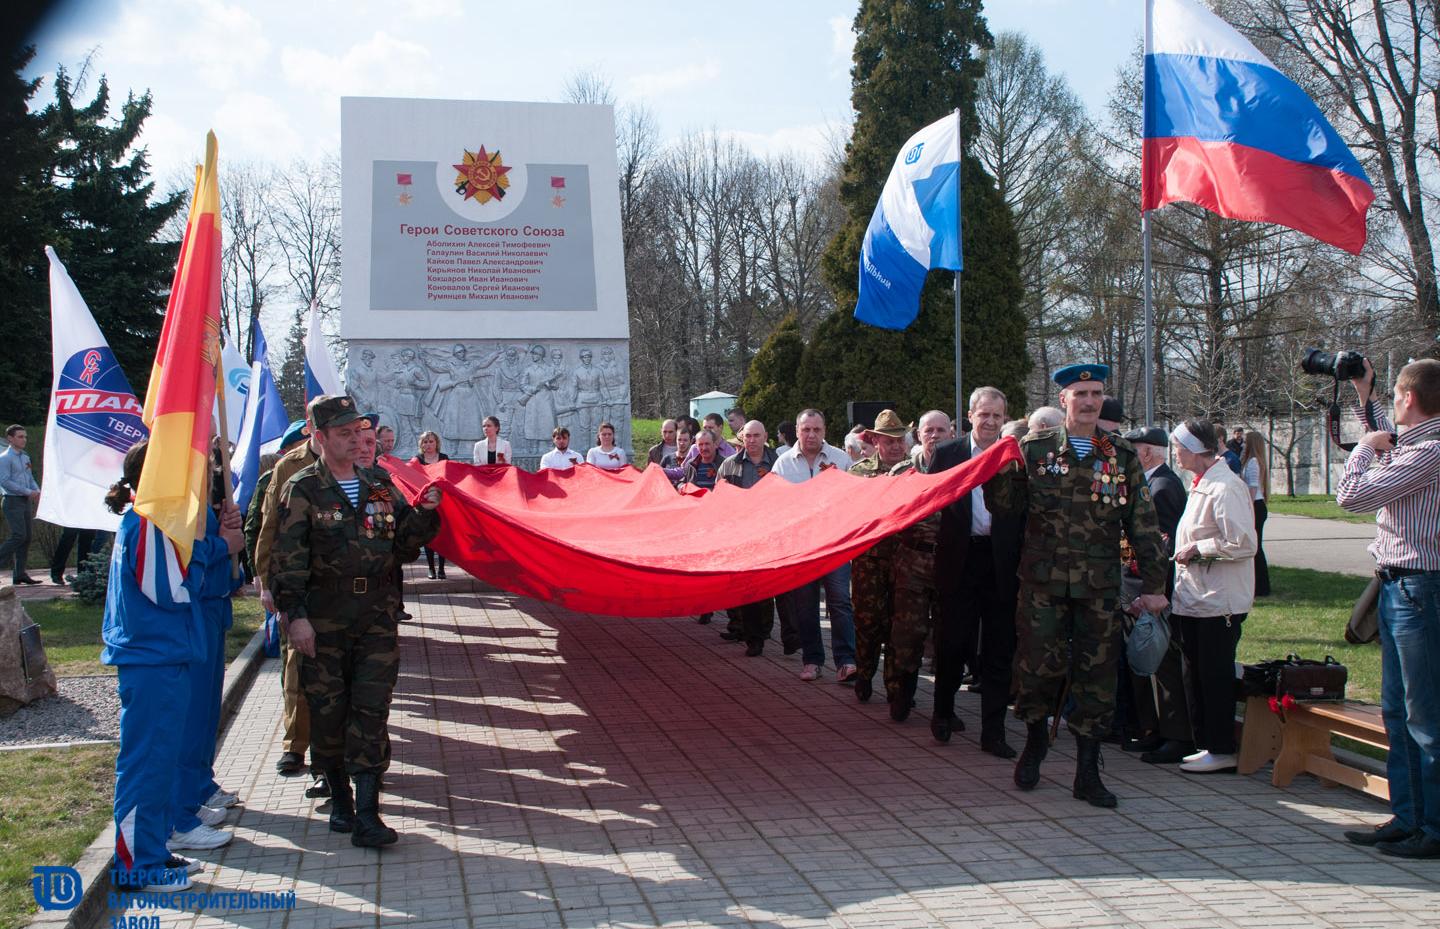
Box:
[801,0,1029,436]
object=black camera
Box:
[1300,347,1368,381]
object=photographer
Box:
[1336,357,1440,859]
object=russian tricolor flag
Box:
[1142,0,1374,254]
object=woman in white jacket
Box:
[1170,419,1257,774]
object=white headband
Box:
[1172,422,1208,455]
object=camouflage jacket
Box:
[890,452,940,551]
[254,442,317,584]
[850,453,901,561]
[243,467,275,570]
[270,458,440,620]
[984,426,1166,597]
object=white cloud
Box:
[281,31,439,100]
[182,0,272,90]
[625,60,721,98]
[714,123,831,164]
[830,15,855,62]
[211,91,306,162]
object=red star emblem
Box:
[452,146,512,203]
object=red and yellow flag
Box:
[135,132,223,563]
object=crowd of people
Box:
[10,352,1438,893]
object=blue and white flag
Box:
[303,301,344,403]
[217,338,250,445]
[39,246,149,531]
[854,112,963,330]
[232,321,289,512]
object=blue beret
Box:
[279,420,309,450]
[360,412,380,430]
[1052,363,1110,388]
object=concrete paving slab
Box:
[100,568,1440,929]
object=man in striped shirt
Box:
[1337,358,1440,859]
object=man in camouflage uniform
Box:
[253,411,322,788]
[271,396,441,847]
[848,410,911,704]
[886,410,951,722]
[985,364,1168,808]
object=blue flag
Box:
[233,320,289,512]
[854,112,963,330]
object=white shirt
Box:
[538,448,585,470]
[968,438,995,536]
[772,442,851,483]
[1173,460,1258,617]
[473,437,513,465]
[586,445,629,470]
[774,443,792,458]
[1242,457,1265,502]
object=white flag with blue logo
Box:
[854,112,963,330]
[218,339,250,445]
[38,246,149,531]
[303,302,344,403]
[232,320,289,512]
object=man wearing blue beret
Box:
[984,364,1170,808]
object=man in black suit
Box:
[929,387,1025,756]
[1124,426,1194,763]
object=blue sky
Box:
[26,0,1139,183]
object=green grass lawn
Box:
[24,594,264,677]
[0,744,116,929]
[1266,493,1377,525]
[631,417,663,461]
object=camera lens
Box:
[1299,348,1337,377]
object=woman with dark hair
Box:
[101,440,245,891]
[412,431,449,579]
[1169,419,1257,774]
[1241,430,1272,596]
[472,416,512,465]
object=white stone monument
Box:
[341,97,631,466]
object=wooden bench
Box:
[1237,696,1390,801]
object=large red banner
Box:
[383,438,1022,617]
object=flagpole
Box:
[1142,211,1155,428]
[953,107,964,427]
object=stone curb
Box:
[27,624,270,929]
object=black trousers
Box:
[935,538,1016,740]
[1179,613,1246,754]
[1253,499,1271,596]
[50,527,99,580]
[1129,613,1193,742]
[739,599,775,647]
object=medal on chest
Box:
[1035,450,1070,477]
[1090,455,1127,506]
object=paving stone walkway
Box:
[111,570,1440,929]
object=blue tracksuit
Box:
[174,509,242,824]
[103,509,226,877]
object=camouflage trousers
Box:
[301,608,399,775]
[887,546,938,702]
[1012,589,1119,738]
[852,553,894,684]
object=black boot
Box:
[1073,736,1118,808]
[889,673,918,722]
[1013,721,1050,790]
[855,677,872,702]
[327,770,354,833]
[351,772,398,847]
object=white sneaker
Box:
[1182,748,1208,763]
[196,804,227,827]
[1180,751,1237,773]
[207,788,240,809]
[165,854,204,875]
[167,824,233,851]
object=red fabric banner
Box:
[383,438,1022,617]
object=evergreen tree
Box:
[274,311,307,416]
[799,0,1029,439]
[738,314,805,431]
[0,48,58,423]
[42,66,184,407]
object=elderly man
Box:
[985,364,1168,808]
[884,410,951,722]
[929,388,1026,754]
[376,426,396,457]
[647,419,678,466]
[1027,406,1063,432]
[1122,426,1193,764]
[718,420,779,654]
[774,408,857,682]
[847,410,910,703]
